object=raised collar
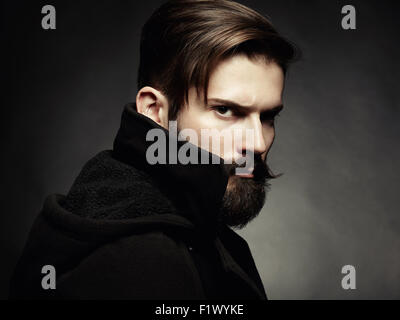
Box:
[112,103,229,234]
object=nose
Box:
[241,114,269,156]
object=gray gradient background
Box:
[2,0,399,299]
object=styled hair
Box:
[138,0,300,120]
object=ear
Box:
[136,86,169,129]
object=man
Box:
[10,0,298,299]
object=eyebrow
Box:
[208,98,284,115]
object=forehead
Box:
[207,54,285,109]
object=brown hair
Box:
[138,0,300,120]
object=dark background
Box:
[2,0,399,299]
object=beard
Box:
[175,119,275,229]
[219,155,273,229]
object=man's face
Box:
[177,54,285,228]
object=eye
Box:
[213,106,234,117]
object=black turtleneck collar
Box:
[112,103,229,234]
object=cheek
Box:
[263,126,276,150]
[178,106,212,131]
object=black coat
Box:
[10,103,267,300]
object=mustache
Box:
[224,154,272,182]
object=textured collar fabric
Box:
[112,102,229,233]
